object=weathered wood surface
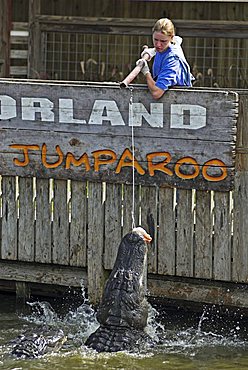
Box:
[3,259,248,312]
[0,260,87,287]
[213,191,232,281]
[233,93,248,282]
[122,184,139,235]
[0,85,248,307]
[176,189,194,276]
[1,176,18,260]
[0,99,243,310]
[194,190,212,279]
[52,179,69,264]
[140,185,158,273]
[10,24,29,78]
[157,187,176,276]
[69,180,87,267]
[35,178,52,263]
[87,182,105,304]
[0,176,237,278]
[103,183,122,270]
[21,1,247,28]
[35,15,248,39]
[18,177,35,262]
[0,0,10,77]
[28,0,42,78]
[148,276,248,311]
[0,80,238,191]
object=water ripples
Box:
[1,292,248,369]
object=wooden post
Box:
[28,0,41,78]
[0,0,11,77]
[16,281,31,313]
[233,93,248,282]
[1,176,18,260]
[87,182,105,305]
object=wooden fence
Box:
[2,1,248,89]
[26,14,248,89]
[1,79,248,309]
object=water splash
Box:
[151,305,248,360]
[4,287,248,365]
[17,285,99,352]
[197,308,208,333]
[25,301,59,325]
[145,304,166,343]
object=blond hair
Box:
[152,18,175,37]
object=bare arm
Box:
[144,72,165,100]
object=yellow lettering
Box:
[147,152,173,176]
[202,159,227,181]
[92,149,117,171]
[10,144,40,167]
[9,142,229,185]
[175,156,200,179]
[115,148,145,175]
[42,143,63,168]
[65,152,90,171]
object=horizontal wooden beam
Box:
[34,16,248,39]
[0,260,87,287]
[1,260,248,311]
[148,275,248,310]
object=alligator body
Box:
[85,228,152,352]
[10,328,67,358]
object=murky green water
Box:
[1,291,248,370]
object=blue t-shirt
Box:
[152,42,193,91]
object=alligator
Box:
[10,328,67,358]
[85,227,153,352]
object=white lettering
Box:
[59,98,86,124]
[0,95,16,120]
[88,100,125,125]
[21,98,54,121]
[0,95,209,130]
[130,103,163,127]
[170,104,206,129]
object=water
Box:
[1,290,248,370]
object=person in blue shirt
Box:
[136,18,194,100]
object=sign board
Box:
[0,80,238,190]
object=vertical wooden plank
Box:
[182,1,206,20]
[1,176,18,260]
[103,183,122,270]
[176,189,194,277]
[70,180,87,267]
[233,173,248,282]
[35,178,52,263]
[194,190,213,279]
[157,187,176,276]
[18,177,35,261]
[140,185,158,273]
[16,281,31,302]
[0,0,10,77]
[28,0,41,78]
[233,93,248,282]
[87,181,105,305]
[0,176,2,251]
[213,191,231,281]
[122,184,140,236]
[52,179,69,265]
[0,215,1,253]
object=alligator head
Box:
[10,328,67,358]
[85,227,152,352]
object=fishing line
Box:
[128,86,136,229]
